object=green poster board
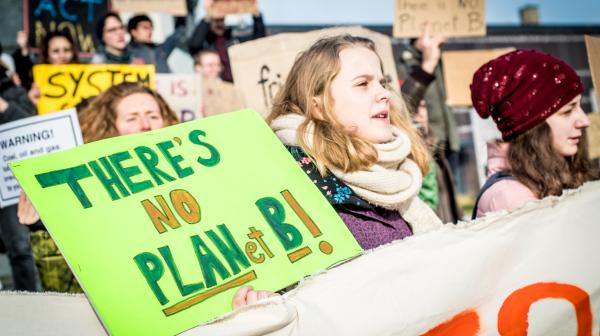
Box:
[11,110,362,335]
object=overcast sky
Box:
[252,0,599,25]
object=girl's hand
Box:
[17,191,40,225]
[28,83,40,106]
[232,285,279,309]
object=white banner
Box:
[2,181,599,335]
[0,109,83,208]
[187,181,600,335]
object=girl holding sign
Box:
[18,82,178,292]
[229,34,443,308]
[471,50,596,218]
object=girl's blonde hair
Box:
[78,82,178,143]
[267,34,429,176]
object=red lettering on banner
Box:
[497,282,592,336]
[421,309,480,336]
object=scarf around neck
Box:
[271,113,423,212]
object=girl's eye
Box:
[561,107,575,116]
[355,81,368,87]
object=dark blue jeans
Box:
[0,205,39,291]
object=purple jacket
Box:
[336,205,412,250]
[287,146,413,250]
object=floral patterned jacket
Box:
[287,146,413,250]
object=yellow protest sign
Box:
[34,64,155,114]
[394,0,486,38]
[10,110,361,335]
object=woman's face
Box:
[328,46,392,144]
[47,36,74,64]
[103,16,127,51]
[115,93,164,135]
[546,94,590,157]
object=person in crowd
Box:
[193,49,223,80]
[3,31,79,292]
[0,61,40,291]
[396,25,462,223]
[188,0,266,82]
[11,31,34,90]
[127,14,187,73]
[471,49,595,218]
[12,30,79,90]
[17,82,178,292]
[193,49,243,116]
[414,99,439,210]
[0,42,16,83]
[39,31,79,65]
[92,12,139,65]
[229,34,444,308]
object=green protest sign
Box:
[10,110,362,335]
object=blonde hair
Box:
[267,34,429,176]
[78,82,178,143]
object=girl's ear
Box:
[312,96,325,121]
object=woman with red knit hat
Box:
[470,49,595,218]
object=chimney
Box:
[519,5,540,26]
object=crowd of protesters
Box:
[0,2,597,312]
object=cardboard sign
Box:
[441,48,514,107]
[155,74,203,122]
[186,180,600,335]
[202,79,245,117]
[0,109,82,208]
[229,26,400,118]
[111,0,187,16]
[394,0,486,38]
[10,110,362,336]
[587,112,600,160]
[585,35,600,108]
[33,64,155,114]
[24,0,110,57]
[207,0,258,18]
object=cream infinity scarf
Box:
[271,113,424,209]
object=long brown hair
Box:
[267,34,429,176]
[78,82,178,143]
[40,31,79,64]
[508,121,594,198]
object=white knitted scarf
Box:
[271,113,423,211]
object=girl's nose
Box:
[140,117,151,131]
[574,108,591,129]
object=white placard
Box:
[1,109,83,207]
[154,74,203,122]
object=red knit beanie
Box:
[470,49,583,141]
